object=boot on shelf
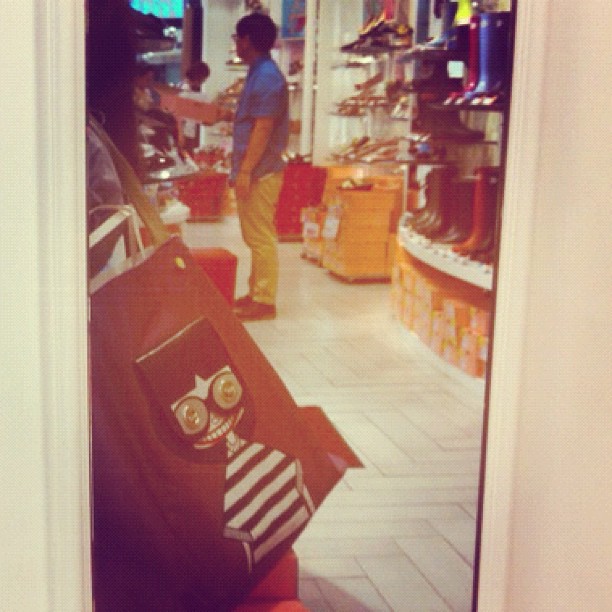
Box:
[411,166,459,235]
[419,166,462,239]
[434,177,476,243]
[409,169,445,232]
[460,211,498,262]
[452,166,500,255]
[466,230,496,264]
[413,100,484,141]
[463,11,511,103]
[423,0,458,49]
[407,60,463,100]
[444,0,473,53]
[446,14,481,103]
[400,1,467,63]
[414,0,432,45]
[453,0,474,26]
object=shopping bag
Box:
[89,124,359,610]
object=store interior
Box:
[90,0,514,609]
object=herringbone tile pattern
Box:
[184,217,484,612]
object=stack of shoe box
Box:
[457,306,491,376]
[176,172,228,221]
[321,186,398,279]
[440,299,473,368]
[439,300,491,376]
[391,260,418,327]
[411,274,448,345]
[391,243,492,378]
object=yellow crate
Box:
[337,189,397,211]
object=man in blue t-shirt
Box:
[228,12,288,321]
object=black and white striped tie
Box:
[223,437,314,572]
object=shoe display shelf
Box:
[386,2,516,378]
[392,3,514,278]
[396,160,503,294]
[436,98,507,113]
[391,234,492,379]
[328,58,397,149]
[398,224,493,291]
[318,174,403,282]
[324,8,415,156]
[299,163,403,279]
[321,8,498,220]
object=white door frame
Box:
[475,1,550,608]
[1,1,91,610]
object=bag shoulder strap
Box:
[88,116,170,247]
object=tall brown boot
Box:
[452,166,499,253]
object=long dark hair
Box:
[86,0,139,169]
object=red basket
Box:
[177,172,228,220]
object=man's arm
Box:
[234,116,274,200]
[217,106,235,122]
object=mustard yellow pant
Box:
[236,172,283,305]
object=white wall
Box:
[479,1,612,609]
[202,0,243,99]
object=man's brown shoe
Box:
[234,301,276,321]
[233,295,253,308]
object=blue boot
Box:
[425,0,458,48]
[464,11,511,102]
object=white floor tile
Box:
[300,557,366,580]
[397,536,474,612]
[356,555,452,611]
[428,517,477,566]
[315,576,393,611]
[184,217,485,611]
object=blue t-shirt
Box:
[231,54,288,181]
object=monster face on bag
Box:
[171,367,244,446]
[136,317,256,460]
[135,317,314,576]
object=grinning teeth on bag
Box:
[195,408,243,449]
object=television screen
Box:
[131,0,184,19]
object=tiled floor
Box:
[183,217,485,612]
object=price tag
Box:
[321,216,341,239]
[302,221,320,239]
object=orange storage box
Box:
[189,247,237,305]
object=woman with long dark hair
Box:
[86,0,140,169]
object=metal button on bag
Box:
[175,396,209,435]
[211,371,242,410]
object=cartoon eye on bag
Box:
[171,367,245,449]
